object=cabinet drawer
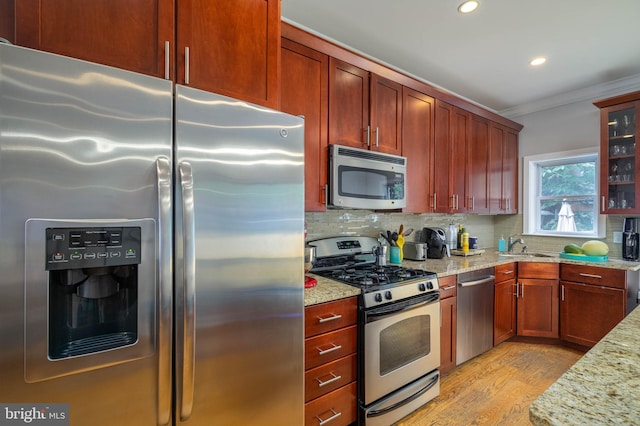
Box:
[305,354,356,402]
[305,297,357,338]
[305,325,357,370]
[305,381,357,426]
[560,264,626,289]
[439,275,457,299]
[518,262,558,279]
[495,262,517,283]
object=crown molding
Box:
[500,73,640,118]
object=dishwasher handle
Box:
[458,275,495,287]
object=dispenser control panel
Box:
[45,226,141,270]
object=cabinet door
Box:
[494,279,516,345]
[370,74,402,155]
[402,87,434,213]
[469,114,490,213]
[434,100,453,212]
[440,295,456,374]
[503,129,519,214]
[452,107,470,212]
[560,281,626,347]
[517,278,559,338]
[176,0,280,108]
[281,39,329,212]
[489,122,505,213]
[597,99,639,213]
[329,58,369,149]
[15,0,174,79]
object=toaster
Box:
[403,242,427,261]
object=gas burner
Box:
[331,270,353,281]
[395,270,412,278]
[356,276,375,286]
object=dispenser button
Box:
[110,251,121,258]
[52,252,64,261]
[69,253,82,260]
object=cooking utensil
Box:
[387,230,396,246]
[391,232,398,245]
[399,224,404,236]
[397,233,405,261]
[403,228,414,237]
[304,246,317,288]
[380,232,393,246]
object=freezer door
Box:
[174,85,305,425]
[0,44,173,425]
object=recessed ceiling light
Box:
[529,57,547,66]
[458,1,479,14]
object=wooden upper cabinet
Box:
[469,114,490,213]
[370,74,403,155]
[402,87,434,213]
[14,0,175,79]
[176,0,281,108]
[13,0,281,108]
[489,122,519,214]
[434,100,453,212]
[452,107,471,212]
[503,129,519,214]
[328,58,402,154]
[329,58,370,150]
[280,39,329,212]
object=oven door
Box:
[363,292,440,405]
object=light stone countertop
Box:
[305,250,640,306]
[529,304,640,425]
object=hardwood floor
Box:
[394,341,585,425]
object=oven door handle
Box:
[367,292,439,319]
[367,372,440,418]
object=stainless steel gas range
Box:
[309,236,441,426]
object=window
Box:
[523,148,605,238]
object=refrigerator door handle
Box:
[156,157,173,425]
[179,161,196,421]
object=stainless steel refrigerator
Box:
[0,43,304,425]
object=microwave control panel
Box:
[45,226,141,270]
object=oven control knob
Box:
[427,281,434,290]
[418,283,426,292]
[384,291,393,300]
[375,293,383,303]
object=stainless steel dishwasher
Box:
[456,267,495,365]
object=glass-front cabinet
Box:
[594,91,640,213]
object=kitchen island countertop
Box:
[529,304,640,425]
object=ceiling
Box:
[281,0,640,117]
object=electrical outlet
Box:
[613,231,623,243]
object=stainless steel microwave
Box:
[329,144,407,210]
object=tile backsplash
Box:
[306,211,634,259]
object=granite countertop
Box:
[529,305,640,425]
[304,250,640,306]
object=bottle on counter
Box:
[462,228,469,253]
[498,235,506,252]
[457,225,463,250]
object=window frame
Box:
[523,147,605,238]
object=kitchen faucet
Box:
[508,235,526,253]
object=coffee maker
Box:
[622,217,639,261]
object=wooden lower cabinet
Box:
[494,263,517,345]
[304,297,358,426]
[305,382,357,426]
[560,264,627,347]
[517,263,559,338]
[439,275,457,374]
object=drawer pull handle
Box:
[502,270,514,275]
[318,343,342,356]
[316,372,342,387]
[317,408,342,426]
[318,313,342,324]
[579,273,602,279]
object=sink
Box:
[498,252,556,258]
